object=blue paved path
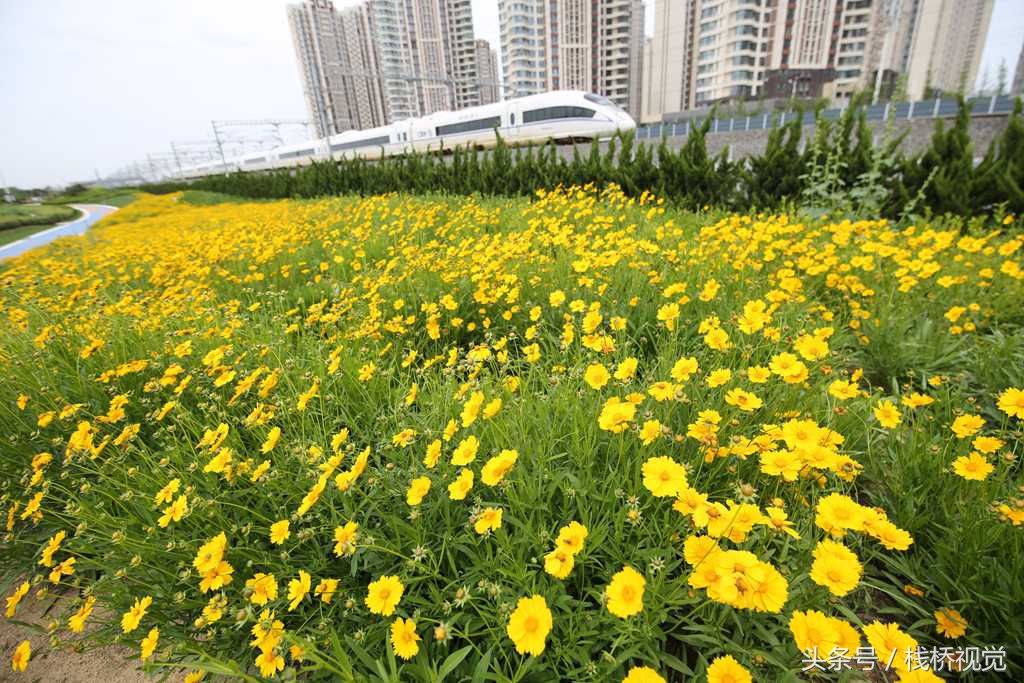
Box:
[0,204,118,260]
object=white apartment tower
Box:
[893,0,995,99]
[443,0,482,109]
[474,39,501,105]
[288,0,490,134]
[499,0,645,117]
[643,0,992,120]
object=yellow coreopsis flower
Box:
[365,575,404,616]
[506,595,552,656]
[406,476,431,505]
[706,655,751,683]
[245,573,278,606]
[606,566,645,618]
[389,618,421,661]
[287,570,311,610]
[474,507,503,534]
[269,519,290,545]
[121,595,152,634]
[140,627,159,661]
[11,640,30,672]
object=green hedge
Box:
[144,98,1024,221]
[0,204,79,231]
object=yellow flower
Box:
[614,357,638,381]
[971,435,1004,454]
[68,596,96,633]
[746,366,770,383]
[481,449,518,486]
[638,419,662,446]
[789,609,839,657]
[828,379,859,400]
[901,392,934,408]
[706,655,751,683]
[555,521,589,555]
[333,521,359,556]
[584,363,610,390]
[5,581,30,618]
[245,573,278,606]
[120,595,152,633]
[809,540,862,597]
[506,595,552,656]
[287,570,311,610]
[724,388,762,412]
[461,391,484,427]
[365,575,404,616]
[391,617,420,659]
[474,507,503,534]
[951,413,985,438]
[255,649,284,677]
[622,665,665,683]
[424,439,442,468]
[606,566,645,618]
[260,426,281,453]
[705,369,731,388]
[447,468,474,500]
[140,627,159,661]
[934,608,968,639]
[314,578,339,603]
[641,456,687,498]
[543,547,575,579]
[951,452,994,481]
[862,621,917,672]
[11,640,30,672]
[598,397,635,433]
[873,400,902,429]
[451,435,479,465]
[269,519,290,545]
[670,356,699,382]
[996,387,1024,418]
[406,476,431,505]
[158,495,188,528]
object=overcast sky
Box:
[1,0,1021,189]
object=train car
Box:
[176,90,634,179]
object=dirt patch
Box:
[1,585,147,683]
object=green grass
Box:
[46,188,138,208]
[0,203,79,231]
[0,222,61,247]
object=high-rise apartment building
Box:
[643,0,993,120]
[475,39,501,104]
[288,0,492,136]
[499,0,645,117]
[892,0,994,100]
[289,0,387,137]
[443,0,482,109]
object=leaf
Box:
[436,645,473,681]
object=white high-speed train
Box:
[178,91,635,180]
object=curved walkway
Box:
[0,204,118,260]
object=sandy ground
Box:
[1,584,148,683]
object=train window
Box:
[435,115,502,136]
[584,93,625,110]
[330,135,391,152]
[522,106,596,123]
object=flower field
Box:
[2,187,1023,681]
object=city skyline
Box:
[1,0,1022,188]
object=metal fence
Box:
[635,95,1017,140]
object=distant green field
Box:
[47,188,138,207]
[0,203,79,231]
